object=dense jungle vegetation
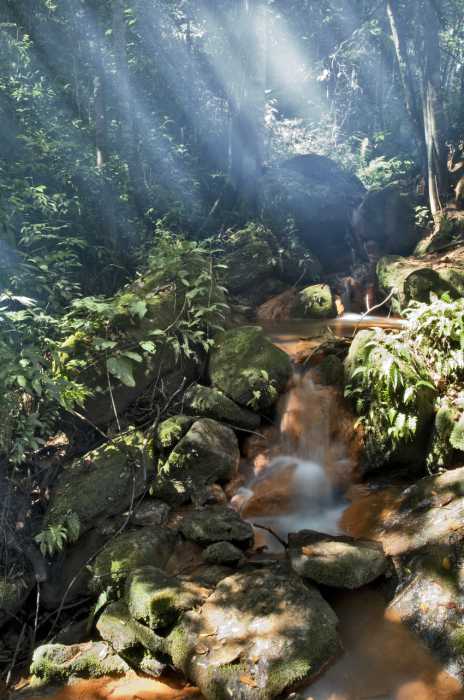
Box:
[3,1,464,698]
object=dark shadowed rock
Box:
[167,566,340,700]
[202,541,244,565]
[152,419,240,505]
[288,530,387,589]
[179,506,254,548]
[183,383,261,430]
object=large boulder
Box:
[151,419,240,505]
[288,530,387,589]
[221,223,321,305]
[43,432,151,536]
[353,183,419,256]
[377,247,464,311]
[208,326,292,412]
[167,566,340,700]
[179,506,254,548]
[183,384,260,431]
[365,467,464,682]
[261,154,365,270]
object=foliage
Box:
[245,369,278,411]
[345,328,436,455]
[357,156,416,189]
[60,226,229,390]
[0,295,89,467]
[34,511,80,558]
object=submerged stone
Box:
[288,530,387,589]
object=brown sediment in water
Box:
[24,675,202,700]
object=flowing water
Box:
[233,315,464,700]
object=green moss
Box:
[155,416,193,452]
[452,626,464,655]
[45,431,152,535]
[30,643,130,682]
[300,284,336,319]
[167,624,191,671]
[208,326,292,412]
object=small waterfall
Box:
[232,370,357,547]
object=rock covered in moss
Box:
[208,326,292,412]
[167,566,340,700]
[89,527,176,594]
[377,251,464,311]
[126,566,211,630]
[44,432,151,536]
[183,384,260,430]
[202,541,244,565]
[152,418,239,505]
[154,416,194,453]
[300,284,337,319]
[426,402,461,470]
[96,600,165,656]
[30,641,130,683]
[179,506,253,548]
[288,530,387,589]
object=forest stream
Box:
[23,315,464,700]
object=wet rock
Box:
[96,600,165,656]
[288,530,388,589]
[167,566,340,700]
[89,527,176,594]
[353,183,418,256]
[314,354,345,387]
[208,326,292,412]
[300,284,337,319]
[152,419,240,505]
[183,384,261,431]
[30,641,130,683]
[43,432,151,536]
[179,506,254,548]
[202,541,244,565]
[126,566,211,630]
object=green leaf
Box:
[121,351,143,363]
[139,340,156,353]
[107,357,136,387]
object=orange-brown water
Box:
[24,676,202,700]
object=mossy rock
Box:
[126,566,211,630]
[97,600,165,657]
[44,431,152,535]
[183,384,260,431]
[202,541,244,565]
[179,506,253,548]
[30,642,130,683]
[152,419,239,505]
[426,403,461,470]
[89,527,177,594]
[288,530,387,589]
[154,415,194,454]
[208,326,292,412]
[166,567,340,700]
[300,284,337,319]
[377,254,464,311]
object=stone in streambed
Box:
[152,418,239,505]
[288,530,387,589]
[183,383,260,430]
[30,641,130,683]
[208,326,292,412]
[96,600,165,657]
[202,541,244,565]
[89,527,176,594]
[167,566,340,700]
[126,566,211,630]
[300,283,337,319]
[179,506,253,548]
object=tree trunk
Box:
[420,0,448,217]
